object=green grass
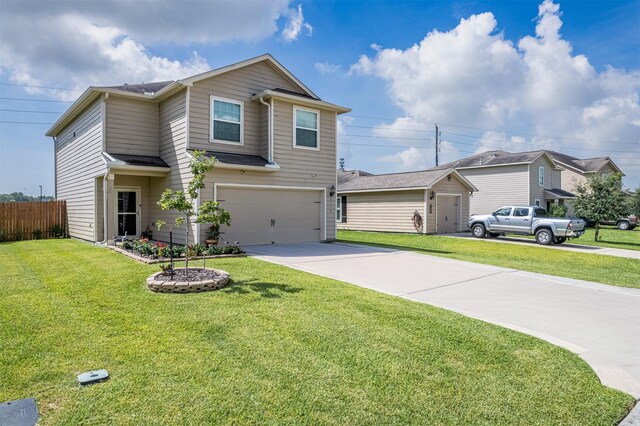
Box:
[0,240,634,424]
[504,225,640,251]
[570,226,640,251]
[338,230,640,289]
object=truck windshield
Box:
[534,208,548,218]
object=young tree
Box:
[626,187,640,216]
[572,173,626,241]
[156,150,231,271]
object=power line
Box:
[0,121,53,125]
[0,109,64,114]
[340,124,639,154]
[343,114,637,147]
[0,97,72,103]
[0,82,81,92]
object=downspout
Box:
[258,96,277,166]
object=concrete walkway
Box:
[246,242,640,398]
[446,233,640,260]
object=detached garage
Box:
[337,167,477,234]
[216,185,325,245]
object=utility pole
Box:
[339,157,345,171]
[39,185,43,202]
[435,124,440,166]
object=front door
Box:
[117,189,140,237]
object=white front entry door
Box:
[116,188,140,237]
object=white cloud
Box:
[378,147,431,172]
[282,4,313,42]
[354,0,640,186]
[0,0,300,100]
[315,62,342,74]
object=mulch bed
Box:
[109,246,245,264]
[153,268,223,282]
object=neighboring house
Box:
[336,168,477,234]
[439,150,565,215]
[439,150,623,216]
[46,54,350,246]
[544,150,623,193]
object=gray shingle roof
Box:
[98,81,173,95]
[439,150,546,169]
[544,188,576,199]
[108,153,169,168]
[545,150,613,173]
[200,150,269,167]
[338,168,458,192]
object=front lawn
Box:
[338,230,640,289]
[504,225,640,251]
[0,240,633,424]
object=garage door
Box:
[436,195,460,234]
[217,187,323,245]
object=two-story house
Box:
[46,54,350,246]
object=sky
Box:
[0,0,639,197]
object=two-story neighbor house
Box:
[440,150,623,215]
[46,54,350,246]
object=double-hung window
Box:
[538,167,545,186]
[211,97,243,144]
[336,197,342,222]
[294,107,319,149]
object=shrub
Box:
[32,229,43,239]
[191,243,208,256]
[549,204,567,218]
[15,231,23,241]
[49,224,65,238]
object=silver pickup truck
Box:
[468,206,586,245]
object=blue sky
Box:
[1,0,639,197]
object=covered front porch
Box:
[96,153,170,245]
[544,188,576,214]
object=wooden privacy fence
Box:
[0,201,68,241]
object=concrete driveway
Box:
[246,242,640,398]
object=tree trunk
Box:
[185,217,190,271]
[594,222,600,241]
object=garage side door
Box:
[217,187,322,245]
[436,195,459,234]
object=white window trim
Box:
[210,96,244,146]
[538,166,545,186]
[534,199,541,207]
[293,106,320,151]
[336,197,342,222]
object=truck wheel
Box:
[488,232,500,238]
[554,237,567,244]
[617,221,630,230]
[471,224,486,238]
[535,229,553,245]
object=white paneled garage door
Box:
[217,186,323,245]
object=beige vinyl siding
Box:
[599,164,616,174]
[428,175,471,232]
[105,96,159,156]
[552,169,562,189]
[56,98,105,241]
[561,168,587,193]
[148,90,195,244]
[460,164,529,215]
[188,61,300,155]
[337,190,424,233]
[530,156,556,203]
[96,176,104,241]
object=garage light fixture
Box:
[329,185,336,197]
[430,191,436,200]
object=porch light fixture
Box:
[430,191,436,200]
[329,185,336,197]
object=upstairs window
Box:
[294,107,319,150]
[538,166,545,186]
[211,97,243,144]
